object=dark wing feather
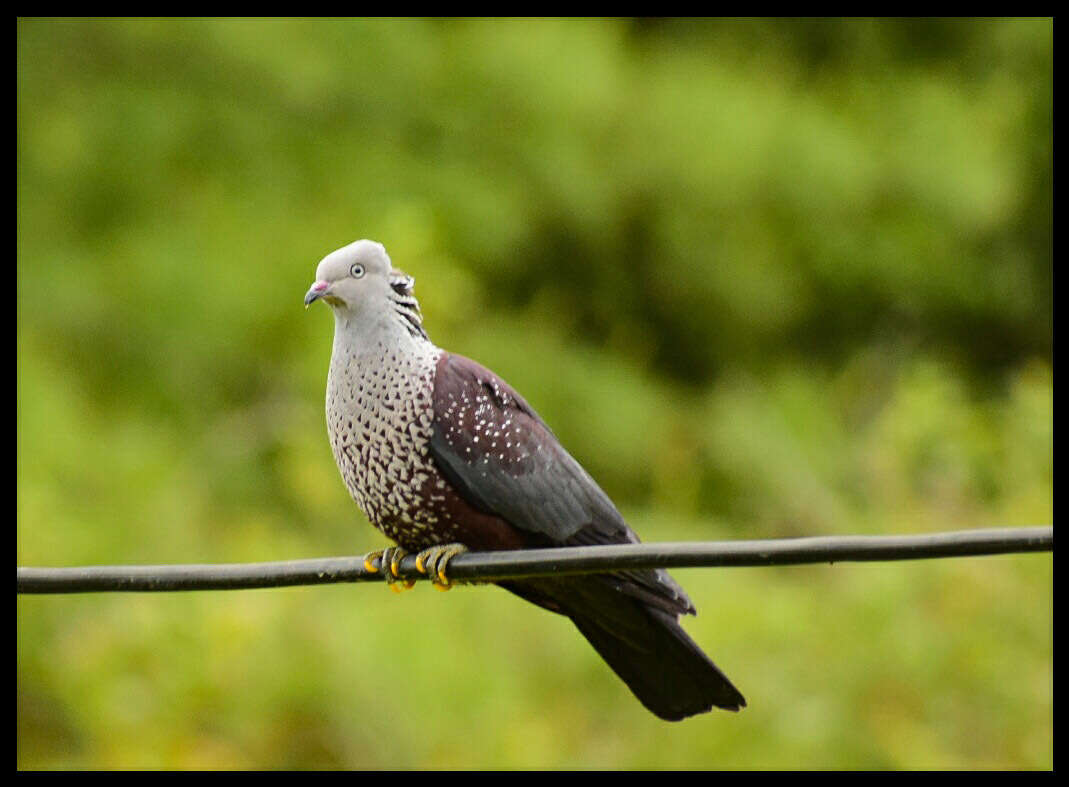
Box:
[429,352,693,616]
[428,352,747,717]
[429,352,623,543]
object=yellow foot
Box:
[361,547,416,592]
[414,543,470,591]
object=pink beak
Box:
[304,280,330,306]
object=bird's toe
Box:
[415,543,470,590]
[362,547,415,592]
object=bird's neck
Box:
[329,308,440,377]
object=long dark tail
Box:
[502,578,745,721]
[568,605,745,721]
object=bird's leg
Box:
[414,543,470,591]
[362,546,416,593]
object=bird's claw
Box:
[362,547,416,592]
[414,543,470,591]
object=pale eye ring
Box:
[350,263,366,278]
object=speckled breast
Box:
[325,340,459,549]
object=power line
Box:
[16,526,1052,594]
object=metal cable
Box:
[16,526,1052,594]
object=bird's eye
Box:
[350,263,366,278]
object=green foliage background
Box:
[17,19,1051,769]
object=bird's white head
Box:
[304,239,394,310]
[305,239,427,340]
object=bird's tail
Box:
[501,577,745,720]
[565,592,746,721]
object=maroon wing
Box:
[428,352,747,717]
[428,351,693,615]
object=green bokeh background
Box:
[17,19,1051,769]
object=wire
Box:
[16,526,1052,594]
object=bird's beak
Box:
[304,280,330,307]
